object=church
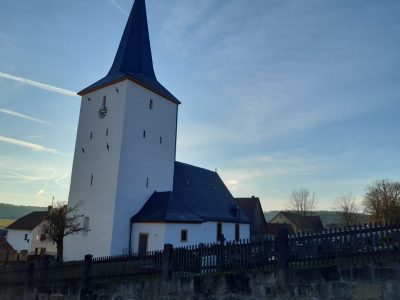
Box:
[64,0,250,261]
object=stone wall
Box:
[1,261,400,299]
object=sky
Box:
[0,0,399,211]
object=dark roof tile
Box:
[78,0,179,104]
[132,162,250,223]
[6,211,47,230]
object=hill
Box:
[0,203,47,219]
[264,210,370,227]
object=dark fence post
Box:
[162,244,173,280]
[276,229,289,292]
[25,262,35,289]
[80,254,93,300]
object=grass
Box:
[0,219,14,229]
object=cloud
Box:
[0,135,59,154]
[0,72,78,98]
[0,108,52,126]
[109,0,129,16]
[36,189,45,196]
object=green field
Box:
[0,219,14,229]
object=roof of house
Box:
[0,229,7,238]
[6,211,47,230]
[273,211,323,232]
[265,223,294,235]
[234,197,268,235]
[0,237,14,251]
[131,162,250,224]
[78,0,180,104]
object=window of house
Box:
[90,174,93,186]
[106,143,110,152]
[106,128,109,136]
[90,132,93,140]
[24,234,28,241]
[82,147,85,153]
[35,248,45,255]
[160,137,163,144]
[146,177,149,188]
[235,224,240,241]
[143,130,146,138]
[87,97,91,102]
[149,99,153,110]
[116,87,119,93]
[217,223,222,241]
[181,229,188,242]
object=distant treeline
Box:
[0,203,47,219]
[264,210,370,227]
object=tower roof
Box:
[78,0,180,104]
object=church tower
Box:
[64,0,180,260]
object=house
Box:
[265,223,294,236]
[64,0,250,261]
[270,211,323,234]
[234,196,268,239]
[6,211,56,255]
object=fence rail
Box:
[1,223,399,287]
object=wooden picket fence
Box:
[0,223,399,287]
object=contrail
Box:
[109,0,129,16]
[0,72,78,98]
[0,108,52,126]
[0,135,59,154]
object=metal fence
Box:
[0,223,399,287]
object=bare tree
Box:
[286,188,317,216]
[363,179,400,224]
[335,194,360,226]
[42,201,83,261]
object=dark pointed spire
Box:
[79,0,179,104]
[108,0,155,77]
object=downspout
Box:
[128,220,133,255]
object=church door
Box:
[138,233,148,256]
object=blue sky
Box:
[0,0,399,211]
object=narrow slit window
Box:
[181,230,188,242]
[106,128,109,136]
[146,177,149,188]
[149,99,153,110]
[106,143,110,152]
[160,137,163,144]
[115,87,119,93]
[90,174,93,186]
[81,147,85,153]
[143,130,146,138]
[90,132,93,140]
[87,97,91,102]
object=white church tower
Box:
[64,0,180,261]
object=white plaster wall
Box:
[131,221,251,253]
[65,79,178,260]
[30,224,57,255]
[131,223,166,253]
[64,81,128,261]
[112,81,178,255]
[6,229,31,251]
[6,224,56,255]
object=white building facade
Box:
[64,0,250,261]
